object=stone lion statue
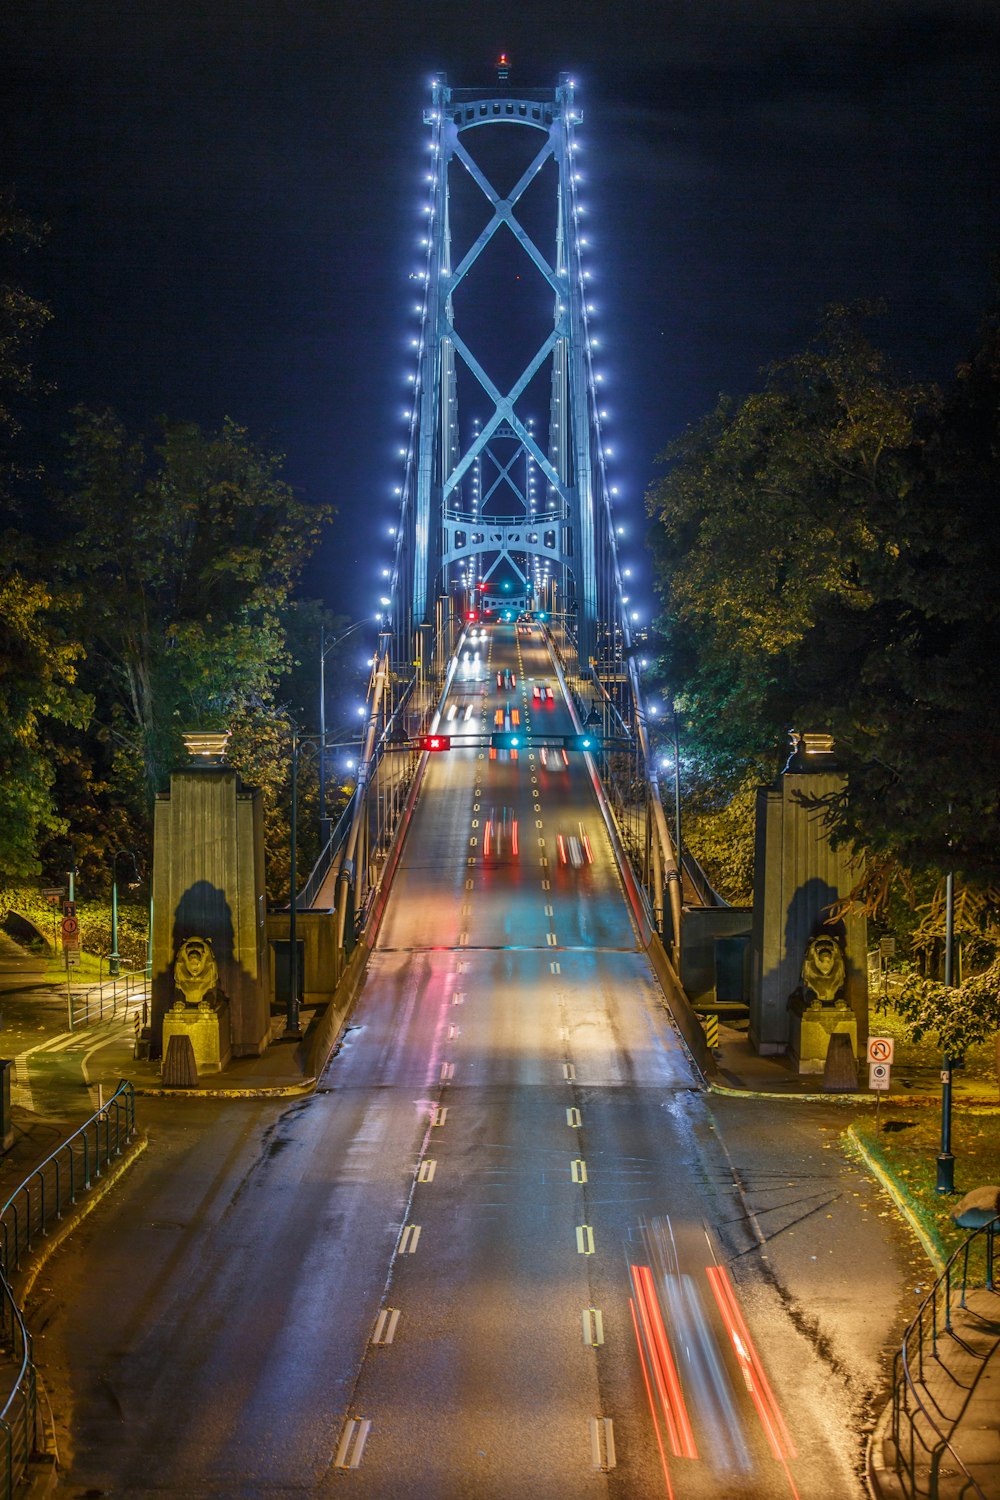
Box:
[801,933,846,1007]
[172,936,219,1008]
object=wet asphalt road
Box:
[27,624,925,1498]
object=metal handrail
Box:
[891,1215,998,1498]
[0,1082,138,1497]
[68,967,149,1031]
[0,1080,138,1277]
[297,790,358,910]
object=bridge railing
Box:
[545,616,687,953]
[299,614,459,971]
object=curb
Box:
[709,1080,998,1109]
[842,1124,945,1275]
[132,1078,317,1099]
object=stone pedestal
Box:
[151,765,271,1060]
[789,1001,858,1076]
[749,740,867,1064]
[162,999,232,1074]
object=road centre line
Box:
[398,1224,421,1254]
[550,961,561,973]
[432,1105,448,1125]
[334,1417,372,1469]
[547,933,558,946]
[576,1224,596,1255]
[440,1061,454,1081]
[566,1106,582,1127]
[582,1307,604,1346]
[590,1417,616,1472]
[372,1308,401,1345]
[417,1159,437,1182]
[563,1062,576,1080]
[571,1158,587,1183]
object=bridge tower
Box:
[390,68,612,671]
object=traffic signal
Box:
[466,610,479,622]
[563,733,601,752]
[418,734,451,752]
[490,731,523,751]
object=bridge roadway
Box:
[33,622,870,1499]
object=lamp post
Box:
[287,724,325,1036]
[936,870,957,1194]
[320,619,374,845]
[669,698,682,871]
[109,850,138,976]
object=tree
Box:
[0,197,93,881]
[645,301,1000,888]
[0,568,90,879]
[51,410,334,889]
[0,195,51,511]
[59,409,332,831]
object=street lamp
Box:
[937,870,957,1194]
[320,619,374,843]
[109,850,139,977]
[668,698,682,871]
[287,723,326,1037]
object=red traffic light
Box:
[418,734,451,752]
[466,610,479,622]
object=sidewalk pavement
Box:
[2,986,997,1499]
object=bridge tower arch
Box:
[390,69,604,669]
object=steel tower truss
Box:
[391,72,614,668]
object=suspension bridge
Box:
[294,67,725,1048]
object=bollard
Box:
[703,1013,719,1050]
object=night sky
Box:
[4,1,999,627]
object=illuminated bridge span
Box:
[305,69,706,972]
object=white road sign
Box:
[869,1061,891,1091]
[868,1036,894,1065]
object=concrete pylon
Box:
[151,745,271,1061]
[750,734,868,1065]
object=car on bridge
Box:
[539,746,569,771]
[483,807,518,859]
[496,668,516,690]
[532,682,554,703]
[557,824,594,868]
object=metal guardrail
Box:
[891,1215,999,1498]
[0,1080,138,1497]
[68,968,149,1031]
